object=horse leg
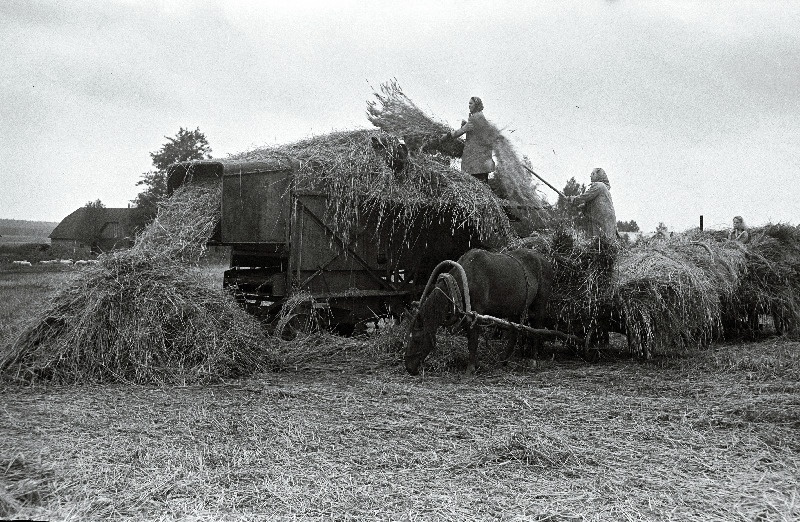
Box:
[583,330,596,362]
[773,306,785,335]
[527,292,550,361]
[502,328,518,364]
[466,325,481,375]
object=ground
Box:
[1,267,798,521]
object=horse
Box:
[404,248,554,375]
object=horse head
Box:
[404,286,451,375]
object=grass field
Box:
[1,268,798,521]
[0,235,50,245]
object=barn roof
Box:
[50,207,148,241]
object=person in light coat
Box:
[568,168,618,239]
[443,97,497,183]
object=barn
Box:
[49,207,149,254]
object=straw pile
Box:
[366,80,550,229]
[366,79,451,150]
[727,223,800,334]
[510,223,800,357]
[1,183,273,384]
[609,224,800,355]
[228,129,515,247]
[509,229,619,344]
[610,237,743,356]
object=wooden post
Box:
[700,215,704,231]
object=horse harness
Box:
[435,252,536,330]
[436,272,467,329]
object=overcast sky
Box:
[3,0,799,234]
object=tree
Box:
[150,127,211,171]
[617,219,640,232]
[132,171,168,213]
[655,222,669,238]
[83,199,105,209]
[132,127,212,214]
[554,177,588,230]
[81,200,106,251]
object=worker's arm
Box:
[572,182,602,205]
[444,115,474,141]
[740,230,751,243]
[452,116,474,139]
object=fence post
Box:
[700,215,704,231]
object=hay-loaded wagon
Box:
[167,157,495,335]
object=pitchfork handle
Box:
[522,165,566,199]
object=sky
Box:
[2,0,799,234]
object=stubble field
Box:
[1,266,798,521]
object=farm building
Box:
[49,207,149,254]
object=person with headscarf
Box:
[442,96,496,183]
[729,216,750,243]
[568,167,618,239]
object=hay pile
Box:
[510,229,619,345]
[728,224,800,333]
[609,224,799,356]
[1,184,272,384]
[367,80,550,227]
[228,129,514,246]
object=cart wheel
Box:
[279,313,317,341]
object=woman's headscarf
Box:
[590,167,610,189]
[470,96,484,113]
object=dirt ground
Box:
[1,268,798,521]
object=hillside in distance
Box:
[0,218,58,237]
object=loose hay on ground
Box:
[2,340,797,520]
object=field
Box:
[1,267,798,521]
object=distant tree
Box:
[132,127,212,215]
[554,177,588,230]
[83,199,105,209]
[617,219,640,232]
[132,171,168,214]
[149,127,212,171]
[81,200,107,250]
[655,222,669,238]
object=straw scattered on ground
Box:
[1,337,797,521]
